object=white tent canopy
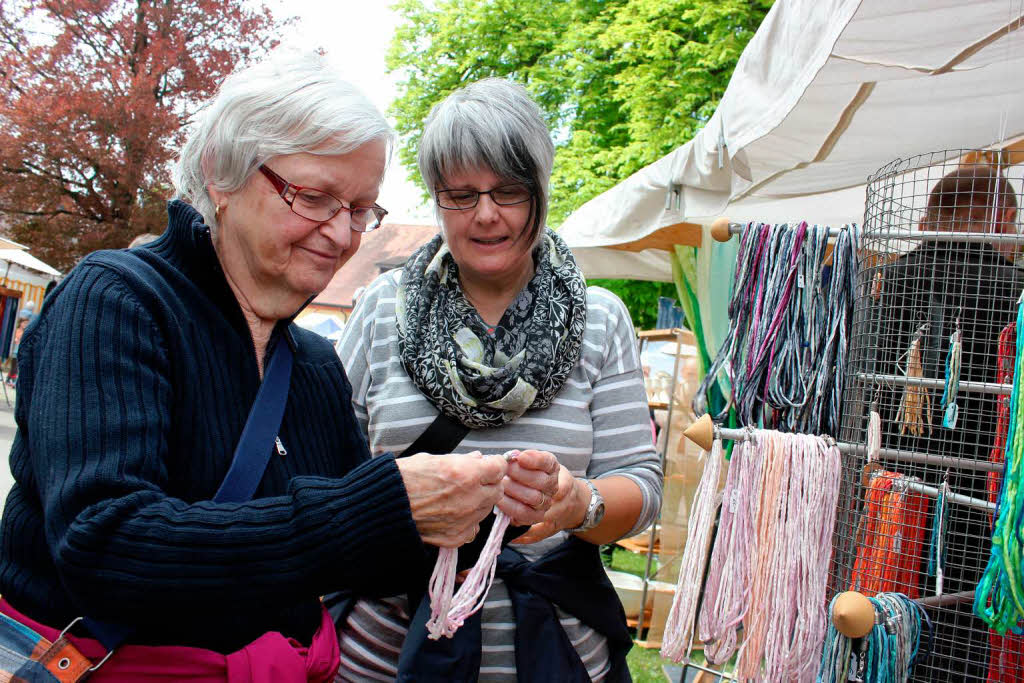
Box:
[0,249,60,277]
[560,0,1024,281]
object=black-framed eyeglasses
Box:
[258,165,387,232]
[435,183,533,210]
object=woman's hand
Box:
[396,452,507,548]
[497,449,560,526]
[510,465,589,545]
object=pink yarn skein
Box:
[426,451,519,640]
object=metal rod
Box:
[856,372,1011,397]
[682,659,734,681]
[903,480,996,512]
[916,589,975,608]
[712,426,1003,472]
[726,222,1024,243]
[870,446,1003,473]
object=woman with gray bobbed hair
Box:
[335,78,662,681]
[0,54,559,682]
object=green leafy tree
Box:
[588,278,678,330]
[387,0,771,321]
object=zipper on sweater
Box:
[275,436,287,457]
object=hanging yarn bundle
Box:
[818,592,931,683]
[426,451,517,640]
[805,225,858,436]
[660,439,724,663]
[939,326,962,429]
[734,432,841,682]
[662,428,841,682]
[975,294,1024,636]
[986,320,1024,682]
[989,322,1016,516]
[693,223,764,423]
[762,225,824,428]
[861,407,884,485]
[867,408,881,465]
[849,471,930,599]
[694,222,858,437]
[896,326,932,437]
[926,477,949,597]
[988,630,1024,683]
[731,225,803,429]
[697,436,765,665]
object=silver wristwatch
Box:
[566,478,605,533]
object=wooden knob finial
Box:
[831,591,875,639]
[683,414,715,452]
[710,217,733,242]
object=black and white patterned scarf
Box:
[396,229,587,429]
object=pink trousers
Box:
[0,599,340,682]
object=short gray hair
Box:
[174,51,393,235]
[418,78,554,244]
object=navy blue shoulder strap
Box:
[84,335,294,651]
[213,337,294,503]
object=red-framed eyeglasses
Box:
[258,165,387,232]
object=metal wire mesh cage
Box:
[832,149,1024,682]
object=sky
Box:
[270,0,434,225]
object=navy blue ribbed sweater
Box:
[0,201,426,653]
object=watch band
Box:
[566,478,605,533]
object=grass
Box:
[627,645,673,682]
[609,544,659,577]
[627,641,734,683]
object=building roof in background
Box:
[313,223,437,309]
[0,237,28,251]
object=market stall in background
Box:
[0,237,59,370]
[558,1,1024,680]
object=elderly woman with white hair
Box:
[333,78,662,681]
[0,54,560,682]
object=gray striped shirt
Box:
[334,269,662,681]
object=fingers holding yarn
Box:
[496,494,547,526]
[506,450,560,494]
[396,452,508,547]
[501,476,551,509]
[510,468,589,544]
[476,452,509,485]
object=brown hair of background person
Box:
[921,163,1020,262]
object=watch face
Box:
[592,500,606,527]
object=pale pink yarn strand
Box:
[697,435,764,664]
[661,438,724,663]
[426,451,517,640]
[425,546,458,638]
[735,430,789,680]
[796,436,841,679]
[763,434,841,681]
